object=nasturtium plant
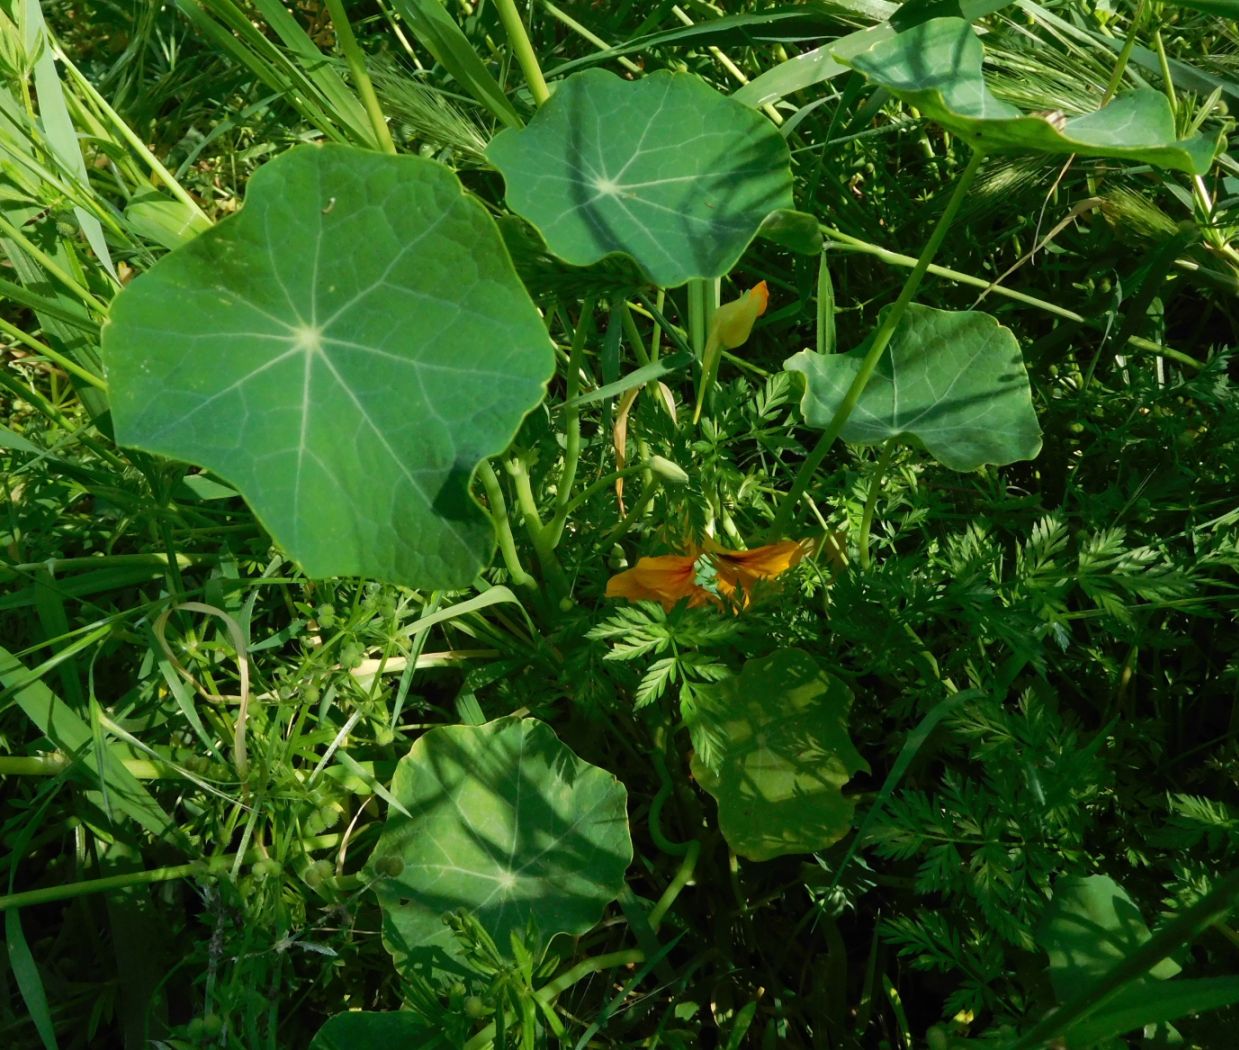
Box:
[690,648,867,861]
[103,143,554,589]
[309,1010,447,1050]
[786,303,1043,471]
[841,16,1217,174]
[1035,875,1239,1046]
[1039,874,1182,995]
[370,717,632,975]
[486,69,796,286]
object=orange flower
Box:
[606,539,808,611]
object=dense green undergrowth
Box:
[2,1,1238,1048]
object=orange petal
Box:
[712,539,808,592]
[606,554,702,610]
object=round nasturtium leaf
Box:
[310,1011,447,1050]
[841,17,1217,175]
[486,68,795,287]
[786,303,1043,472]
[102,143,553,589]
[690,648,868,862]
[370,717,632,974]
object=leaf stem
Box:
[767,149,986,539]
[494,0,551,107]
[602,477,661,547]
[0,314,106,390]
[548,300,593,547]
[857,439,897,571]
[0,212,108,316]
[324,0,397,154]
[506,456,569,595]
[821,227,1204,368]
[478,461,536,590]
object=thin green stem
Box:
[1100,0,1146,104]
[57,53,209,223]
[324,0,397,154]
[539,1,641,74]
[0,755,170,777]
[0,212,108,315]
[548,300,594,546]
[478,461,536,590]
[768,149,985,539]
[603,477,661,547]
[494,0,550,106]
[461,950,645,1050]
[0,838,342,911]
[649,840,700,931]
[823,229,1203,368]
[857,439,897,571]
[0,314,105,390]
[619,301,651,366]
[1152,27,1177,120]
[556,465,646,522]
[507,456,569,594]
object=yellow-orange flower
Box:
[605,539,808,611]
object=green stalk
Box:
[1100,0,1146,104]
[324,0,397,154]
[548,300,594,547]
[0,755,168,778]
[0,314,105,390]
[494,0,550,106]
[0,212,108,315]
[768,150,986,539]
[822,228,1203,368]
[57,53,210,223]
[478,461,536,590]
[857,439,897,571]
[648,840,700,931]
[686,277,711,356]
[539,1,642,74]
[506,456,569,595]
[603,477,662,546]
[0,859,229,912]
[555,464,646,522]
[0,835,340,912]
[461,950,645,1050]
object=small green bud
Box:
[303,858,334,888]
[463,996,488,1019]
[647,455,689,486]
[252,858,280,880]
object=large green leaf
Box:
[690,649,867,862]
[786,304,1042,471]
[840,17,1216,174]
[370,717,632,974]
[1039,875,1182,1001]
[1035,875,1239,1047]
[486,69,795,287]
[310,1011,448,1049]
[103,144,553,589]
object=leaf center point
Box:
[292,324,325,355]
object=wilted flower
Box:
[605,538,808,611]
[694,281,769,424]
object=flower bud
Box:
[647,455,689,486]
